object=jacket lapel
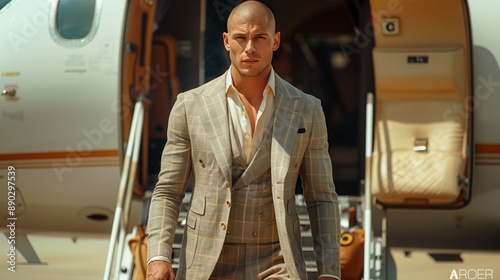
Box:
[199,74,232,184]
[271,76,304,183]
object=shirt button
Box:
[245,134,250,139]
[226,201,231,207]
[221,223,227,230]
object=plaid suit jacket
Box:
[147,72,340,279]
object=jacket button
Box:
[253,232,257,237]
[221,223,227,230]
[226,201,231,207]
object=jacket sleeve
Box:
[299,99,341,278]
[147,93,192,263]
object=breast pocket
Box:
[290,130,310,168]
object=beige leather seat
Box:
[369,0,472,206]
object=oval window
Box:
[56,0,96,39]
[0,0,12,11]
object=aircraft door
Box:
[368,0,473,207]
[121,0,158,197]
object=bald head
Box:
[227,1,276,33]
[223,0,280,81]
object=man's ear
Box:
[273,31,281,51]
[223,32,230,51]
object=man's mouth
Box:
[242,58,258,63]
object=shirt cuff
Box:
[147,256,171,266]
[318,274,340,280]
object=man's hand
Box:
[146,260,175,280]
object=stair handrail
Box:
[364,92,374,280]
[103,94,146,280]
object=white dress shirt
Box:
[226,67,275,163]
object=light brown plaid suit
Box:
[147,72,340,279]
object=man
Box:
[146,1,340,279]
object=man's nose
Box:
[245,40,256,53]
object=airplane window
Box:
[56,0,96,39]
[0,0,12,10]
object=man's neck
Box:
[231,65,271,99]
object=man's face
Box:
[223,13,280,78]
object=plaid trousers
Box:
[210,241,289,280]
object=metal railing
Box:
[364,92,374,280]
[103,95,147,280]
